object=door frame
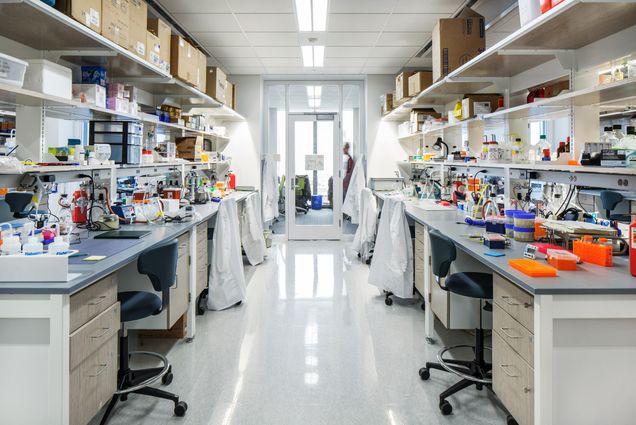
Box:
[286,112,342,240]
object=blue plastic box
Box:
[81,66,107,87]
[311,195,323,210]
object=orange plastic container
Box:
[534,218,547,240]
[573,237,612,267]
[467,178,481,192]
[509,259,558,277]
[547,251,577,271]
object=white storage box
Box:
[0,52,28,87]
[72,84,106,108]
[23,59,72,99]
[0,253,74,282]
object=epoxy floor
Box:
[91,240,506,425]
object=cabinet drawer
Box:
[70,274,117,333]
[494,274,534,333]
[414,252,425,272]
[70,302,120,370]
[415,223,425,243]
[414,240,424,259]
[70,335,117,425]
[169,250,189,327]
[494,303,534,367]
[177,233,189,258]
[493,331,534,425]
[196,223,208,246]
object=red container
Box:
[540,0,552,13]
[163,188,182,200]
[228,172,236,190]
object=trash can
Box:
[311,195,323,210]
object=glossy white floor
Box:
[91,240,507,425]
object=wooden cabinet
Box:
[168,233,190,328]
[69,274,119,425]
[413,223,426,296]
[493,274,535,425]
[195,223,208,297]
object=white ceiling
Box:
[157,0,470,75]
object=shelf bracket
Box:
[498,49,576,71]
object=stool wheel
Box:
[174,401,188,417]
[420,303,426,311]
[419,367,430,380]
[162,367,173,386]
[507,415,518,425]
[385,297,393,306]
[439,400,452,415]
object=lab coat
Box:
[240,192,266,266]
[207,197,246,310]
[262,156,279,223]
[351,188,377,262]
[368,196,413,299]
[342,157,366,224]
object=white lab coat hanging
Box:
[262,155,279,223]
[342,157,366,224]
[368,196,413,299]
[240,192,266,266]
[207,197,246,310]
[351,188,377,262]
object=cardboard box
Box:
[127,0,147,58]
[224,81,235,109]
[72,84,106,108]
[102,0,130,48]
[381,92,393,115]
[461,94,501,119]
[56,0,102,33]
[146,31,161,67]
[175,136,203,161]
[395,71,415,102]
[196,49,207,92]
[171,35,198,86]
[148,17,171,71]
[432,7,485,82]
[408,71,433,96]
[206,67,227,103]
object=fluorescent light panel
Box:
[313,45,324,67]
[295,0,328,32]
[302,46,324,67]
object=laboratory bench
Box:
[0,190,252,425]
[376,192,636,425]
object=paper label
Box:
[136,42,145,55]
[89,8,100,26]
[305,155,325,171]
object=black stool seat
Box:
[119,291,162,322]
[445,272,493,300]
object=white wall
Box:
[366,74,408,179]
[223,75,263,189]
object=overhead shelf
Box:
[450,0,636,78]
[0,0,245,121]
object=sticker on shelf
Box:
[305,155,325,171]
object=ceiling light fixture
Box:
[295,0,328,32]
[302,45,324,67]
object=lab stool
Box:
[419,229,494,416]
[100,240,188,424]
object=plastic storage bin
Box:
[311,195,323,210]
[513,212,535,242]
[0,52,28,87]
[23,59,72,99]
[505,210,523,238]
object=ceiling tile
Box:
[260,58,304,67]
[219,57,263,67]
[265,67,306,74]
[172,14,240,32]
[158,0,230,14]
[195,32,251,47]
[235,14,297,32]
[326,32,379,46]
[227,67,267,75]
[226,0,294,13]
[320,67,364,74]
[364,57,407,67]
[255,46,301,58]
[205,57,224,67]
[363,66,401,74]
[246,32,300,46]
[330,0,398,13]
[393,0,463,14]
[377,32,430,46]
[369,46,419,58]
[385,14,447,31]
[326,46,372,57]
[324,57,367,67]
[210,46,256,58]
[328,14,388,32]
[405,57,433,67]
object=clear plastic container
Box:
[48,237,69,255]
[511,137,527,163]
[514,212,536,242]
[537,135,551,161]
[0,52,28,87]
[620,126,636,150]
[505,210,524,238]
[23,236,43,255]
[613,124,625,141]
[601,126,619,148]
[1,235,21,255]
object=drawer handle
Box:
[499,327,521,339]
[88,295,107,306]
[90,327,111,339]
[524,386,532,394]
[500,295,519,306]
[523,302,533,309]
[499,364,520,378]
[89,363,108,378]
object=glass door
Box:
[287,113,341,240]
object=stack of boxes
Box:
[75,66,107,108]
[170,35,206,92]
[206,67,235,110]
[106,83,128,114]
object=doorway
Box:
[287,113,341,240]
